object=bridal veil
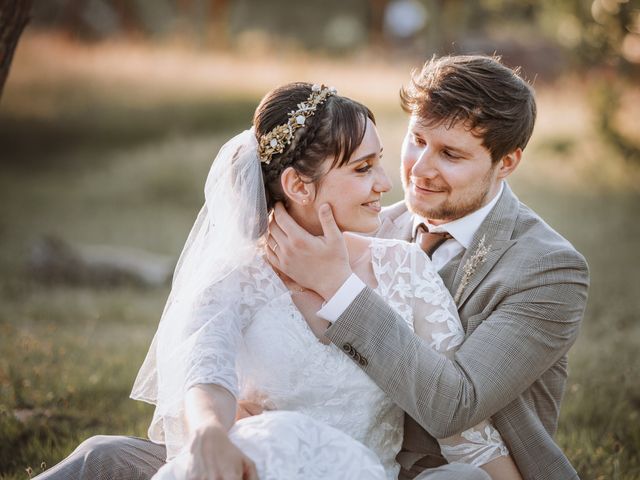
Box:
[130,129,268,458]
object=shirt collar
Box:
[412,181,504,249]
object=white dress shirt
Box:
[318,182,504,322]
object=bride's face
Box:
[311,119,392,233]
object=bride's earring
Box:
[280,167,314,206]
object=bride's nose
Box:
[374,166,392,193]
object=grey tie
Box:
[415,223,453,259]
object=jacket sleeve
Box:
[325,248,589,439]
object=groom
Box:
[269,55,589,479]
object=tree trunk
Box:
[208,0,229,49]
[368,0,390,49]
[0,0,31,100]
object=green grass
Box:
[516,188,640,480]
[0,91,254,478]
[1,80,639,480]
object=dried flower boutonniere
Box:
[454,235,491,304]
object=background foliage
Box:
[1,1,639,479]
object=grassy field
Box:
[1,34,639,479]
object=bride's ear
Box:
[280,167,314,206]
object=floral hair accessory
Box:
[258,84,336,164]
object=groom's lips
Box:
[412,182,448,195]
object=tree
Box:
[537,0,640,162]
[0,0,32,100]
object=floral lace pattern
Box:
[156,238,508,479]
[446,424,510,465]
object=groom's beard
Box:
[404,167,494,222]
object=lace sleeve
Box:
[181,292,246,398]
[146,267,255,459]
[154,269,254,416]
[403,243,510,467]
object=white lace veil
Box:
[130,129,267,457]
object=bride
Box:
[131,83,522,480]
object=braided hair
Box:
[253,82,375,211]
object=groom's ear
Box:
[280,167,314,205]
[496,148,522,179]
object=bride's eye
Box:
[355,162,372,173]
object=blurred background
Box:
[0,0,639,478]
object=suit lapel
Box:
[377,216,400,239]
[451,184,520,309]
[376,202,414,241]
[438,251,463,293]
[455,239,516,308]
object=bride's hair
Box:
[253,82,375,210]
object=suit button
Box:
[342,343,353,353]
[353,352,361,363]
[359,357,368,367]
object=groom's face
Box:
[401,115,502,224]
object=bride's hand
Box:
[268,202,352,300]
[235,400,265,421]
[186,422,258,480]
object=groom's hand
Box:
[267,202,352,300]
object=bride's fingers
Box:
[243,457,258,480]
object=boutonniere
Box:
[454,235,491,304]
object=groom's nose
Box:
[412,147,439,179]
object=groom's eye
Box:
[412,134,426,146]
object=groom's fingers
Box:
[265,233,279,253]
[264,245,280,269]
[267,208,287,239]
[268,221,287,248]
[273,202,307,238]
[318,203,341,241]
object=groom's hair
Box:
[400,55,536,163]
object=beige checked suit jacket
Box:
[325,184,589,480]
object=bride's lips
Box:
[361,199,381,213]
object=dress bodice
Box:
[164,238,507,478]
[236,253,407,479]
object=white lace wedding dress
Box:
[152,238,508,480]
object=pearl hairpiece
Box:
[258,84,336,164]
